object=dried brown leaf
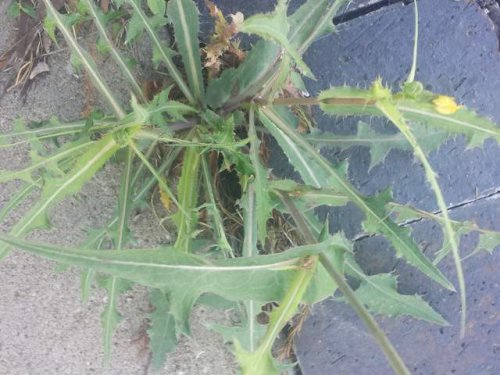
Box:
[203,0,245,78]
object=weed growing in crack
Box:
[1,1,500,374]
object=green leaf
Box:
[41,0,126,119]
[80,268,95,301]
[235,254,317,375]
[102,147,136,362]
[148,0,166,15]
[113,148,135,250]
[475,231,500,255]
[0,140,94,183]
[167,0,204,105]
[375,93,466,336]
[206,40,281,110]
[173,143,201,252]
[148,289,177,369]
[318,86,500,149]
[0,134,120,259]
[260,107,454,291]
[270,180,349,209]
[259,107,340,189]
[98,275,131,362]
[7,1,21,19]
[126,0,195,105]
[201,156,233,257]
[248,108,273,245]
[238,0,314,79]
[289,0,345,53]
[148,88,197,128]
[0,180,38,222]
[258,0,347,97]
[209,317,267,353]
[0,116,118,148]
[398,92,500,149]
[302,234,347,304]
[346,272,448,326]
[81,0,146,102]
[388,203,500,260]
[307,122,449,170]
[239,181,265,352]
[0,235,337,333]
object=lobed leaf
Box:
[307,122,449,170]
[235,255,318,375]
[270,179,349,210]
[259,108,330,189]
[237,0,314,79]
[389,203,500,260]
[208,318,266,354]
[99,148,136,361]
[0,234,338,334]
[260,107,454,291]
[289,0,345,54]
[398,92,500,149]
[345,271,448,326]
[0,134,120,259]
[239,182,265,352]
[148,289,177,369]
[375,93,466,336]
[147,0,166,15]
[319,86,500,149]
[0,140,94,184]
[146,88,198,128]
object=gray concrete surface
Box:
[0,8,236,375]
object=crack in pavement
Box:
[353,187,500,243]
[397,187,500,227]
[333,0,414,26]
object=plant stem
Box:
[257,96,376,107]
[279,191,410,375]
[318,252,410,375]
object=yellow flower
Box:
[432,95,461,115]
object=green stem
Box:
[42,0,126,119]
[279,192,411,375]
[406,0,419,84]
[126,0,196,106]
[201,155,233,258]
[82,0,146,103]
[128,140,186,217]
[377,100,466,338]
[318,252,410,375]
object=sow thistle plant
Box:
[1,0,500,373]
